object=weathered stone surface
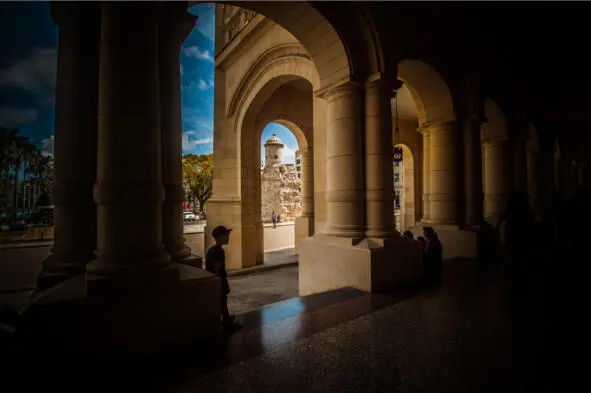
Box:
[262,163,302,222]
[261,134,302,222]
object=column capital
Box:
[423,118,456,132]
[160,7,198,49]
[314,79,363,99]
[364,73,403,93]
[417,126,430,136]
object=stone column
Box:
[418,127,431,222]
[483,138,509,221]
[295,147,315,249]
[526,142,541,216]
[160,7,196,261]
[464,116,484,226]
[300,148,314,218]
[38,3,100,289]
[365,75,397,238]
[323,82,365,238]
[428,120,460,224]
[87,3,170,275]
[512,137,528,192]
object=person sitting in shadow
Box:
[402,230,414,240]
[423,226,443,282]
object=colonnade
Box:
[38,3,197,286]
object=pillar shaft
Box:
[323,82,365,237]
[420,128,431,222]
[88,3,170,275]
[428,120,460,224]
[526,143,541,215]
[512,137,528,191]
[40,3,100,281]
[300,148,314,217]
[365,76,396,237]
[464,117,484,225]
[483,138,510,221]
[160,7,196,260]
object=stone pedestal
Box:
[295,215,314,251]
[10,264,221,366]
[299,235,423,295]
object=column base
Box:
[298,234,423,296]
[294,215,314,251]
[408,223,479,259]
[168,242,192,261]
[177,252,203,269]
[36,252,90,291]
[8,263,221,367]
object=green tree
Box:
[182,153,213,211]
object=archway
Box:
[259,123,304,254]
[236,75,314,269]
[481,98,510,223]
[393,144,416,232]
[397,59,456,225]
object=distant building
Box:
[261,134,302,222]
[295,150,302,180]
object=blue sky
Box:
[0,2,298,163]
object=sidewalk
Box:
[227,248,298,277]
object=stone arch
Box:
[393,143,417,231]
[230,47,319,137]
[397,59,455,126]
[238,74,314,266]
[204,1,354,88]
[482,98,508,142]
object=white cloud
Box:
[0,47,57,105]
[40,134,54,157]
[196,78,214,90]
[183,45,214,62]
[182,130,213,153]
[282,145,296,164]
[0,107,39,127]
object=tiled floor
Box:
[4,254,580,393]
[101,255,572,393]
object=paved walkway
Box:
[0,246,299,310]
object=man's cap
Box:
[212,225,232,238]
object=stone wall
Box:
[261,163,302,222]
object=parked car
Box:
[183,211,197,221]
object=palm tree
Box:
[7,132,30,220]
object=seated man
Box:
[205,225,241,333]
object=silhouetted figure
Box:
[205,225,241,333]
[423,226,443,280]
[277,214,281,223]
[271,211,277,228]
[402,230,414,240]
